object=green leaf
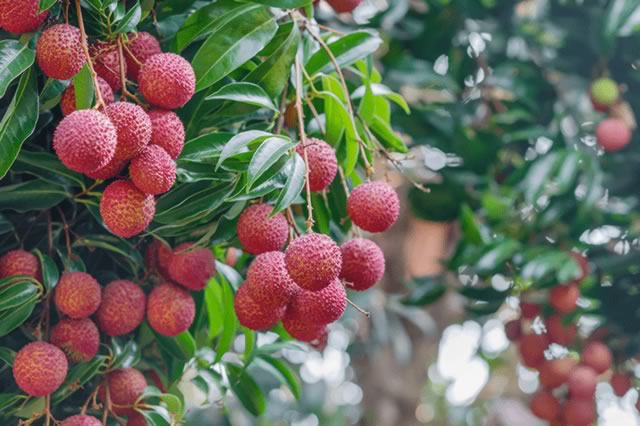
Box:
[256,355,301,399]
[0,282,38,310]
[14,150,84,188]
[33,250,59,291]
[216,130,272,170]
[474,240,520,274]
[247,0,311,7]
[0,67,39,179]
[72,64,94,111]
[0,393,27,414]
[401,276,447,306]
[38,0,57,12]
[52,356,108,404]
[243,328,256,365]
[352,83,410,114]
[459,286,508,302]
[0,40,35,98]
[0,180,68,212]
[214,277,237,363]
[247,137,294,186]
[459,204,484,245]
[114,1,142,33]
[154,330,196,360]
[370,115,408,153]
[206,82,277,111]
[225,363,267,416]
[272,152,305,213]
[0,301,36,337]
[0,347,16,366]
[305,31,382,76]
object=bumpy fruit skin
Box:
[60,415,102,426]
[100,180,156,238]
[96,280,146,336]
[105,102,153,161]
[567,365,598,399]
[518,333,548,369]
[54,110,117,174]
[168,242,216,290]
[0,249,41,281]
[529,391,560,422]
[549,284,579,313]
[234,283,285,330]
[36,24,85,80]
[147,282,195,336]
[596,117,632,152]
[545,314,577,346]
[326,0,362,13]
[287,279,346,325]
[282,312,325,342]
[246,252,296,309]
[139,53,195,109]
[0,0,47,33]
[296,138,337,192]
[125,32,162,81]
[144,239,173,279]
[611,372,632,397]
[538,358,577,389]
[13,342,68,396]
[563,399,595,426]
[504,319,522,341]
[84,156,127,180]
[54,272,102,319]
[347,181,400,233]
[126,413,148,426]
[98,368,146,415]
[340,238,385,291]
[50,318,100,363]
[90,41,125,91]
[147,110,185,160]
[285,233,342,291]
[129,145,176,195]
[237,204,289,255]
[581,341,612,374]
[60,77,114,116]
[591,78,619,107]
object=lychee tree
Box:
[0,0,408,424]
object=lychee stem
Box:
[286,207,302,238]
[116,35,146,107]
[346,297,370,317]
[275,82,288,134]
[74,0,107,109]
[44,396,50,426]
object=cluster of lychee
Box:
[503,253,636,425]
[591,77,633,152]
[233,137,399,343]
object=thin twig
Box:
[275,83,289,135]
[116,35,146,106]
[75,0,106,109]
[347,297,370,317]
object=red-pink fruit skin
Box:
[0,249,42,281]
[340,238,385,291]
[54,272,102,319]
[246,251,296,309]
[504,319,522,341]
[126,413,148,426]
[611,372,632,397]
[98,368,146,415]
[139,53,195,109]
[60,76,114,117]
[549,284,579,313]
[36,24,86,80]
[168,242,216,290]
[581,341,612,374]
[596,118,632,152]
[99,180,156,238]
[567,365,598,399]
[235,283,285,331]
[13,341,68,396]
[144,239,173,279]
[347,181,400,233]
[296,138,337,192]
[130,145,176,195]
[147,282,195,336]
[286,278,346,325]
[147,110,185,160]
[285,233,342,291]
[105,102,153,161]
[326,0,362,13]
[282,311,326,342]
[563,399,595,426]
[529,390,560,421]
[54,110,117,174]
[124,32,162,81]
[545,314,577,346]
[538,358,577,389]
[50,318,100,363]
[96,280,146,336]
[90,41,125,91]
[0,0,47,33]
[60,415,102,426]
[237,204,289,255]
[84,156,127,180]
[518,333,549,369]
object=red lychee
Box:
[60,76,114,117]
[84,156,127,180]
[285,233,342,291]
[0,0,47,33]
[237,203,289,255]
[520,301,540,319]
[0,249,41,281]
[347,181,400,233]
[282,313,326,342]
[340,238,385,291]
[581,341,612,374]
[549,284,579,313]
[36,24,85,80]
[234,282,285,331]
[13,341,68,396]
[296,138,337,192]
[54,272,102,319]
[518,333,548,369]
[129,145,176,195]
[99,180,156,238]
[147,109,185,160]
[539,357,577,389]
[567,365,598,399]
[98,368,146,415]
[286,278,346,325]
[596,118,632,152]
[144,239,173,279]
[326,0,362,13]
[60,415,102,426]
[147,282,195,336]
[245,251,296,309]
[529,390,560,422]
[563,398,595,426]
[90,41,126,91]
[504,319,522,341]
[168,242,216,290]
[50,318,100,363]
[125,413,148,426]
[105,102,152,161]
[96,280,146,336]
[124,32,162,81]
[610,372,632,397]
[545,314,577,346]
[54,110,117,174]
[139,53,195,109]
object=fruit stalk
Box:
[74,0,106,109]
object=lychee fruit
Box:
[96,280,146,336]
[567,365,598,399]
[340,238,385,291]
[98,368,146,415]
[285,233,342,291]
[563,399,596,426]
[84,156,127,180]
[581,341,612,374]
[545,314,577,346]
[0,0,47,33]
[538,357,577,389]
[326,0,362,13]
[296,138,337,192]
[129,145,176,195]
[147,109,185,160]
[310,327,329,351]
[138,53,195,109]
[245,251,296,309]
[99,180,156,238]
[60,76,114,116]
[90,41,126,91]
[504,319,522,341]
[60,415,102,426]
[168,242,216,290]
[286,278,346,325]
[610,372,632,397]
[36,24,85,80]
[0,249,41,281]
[12,341,68,396]
[225,247,238,267]
[105,102,152,161]
[53,109,117,174]
[520,301,540,319]
[529,390,560,422]
[591,77,619,107]
[50,318,100,363]
[124,32,162,81]
[54,272,102,319]
[234,282,285,331]
[347,181,400,233]
[144,239,173,279]
[282,313,326,342]
[596,118,632,152]
[518,333,548,369]
[549,284,579,313]
[125,413,148,426]
[237,203,288,255]
[147,282,195,336]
